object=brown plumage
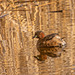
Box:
[30,0,47,1]
[33,31,66,61]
